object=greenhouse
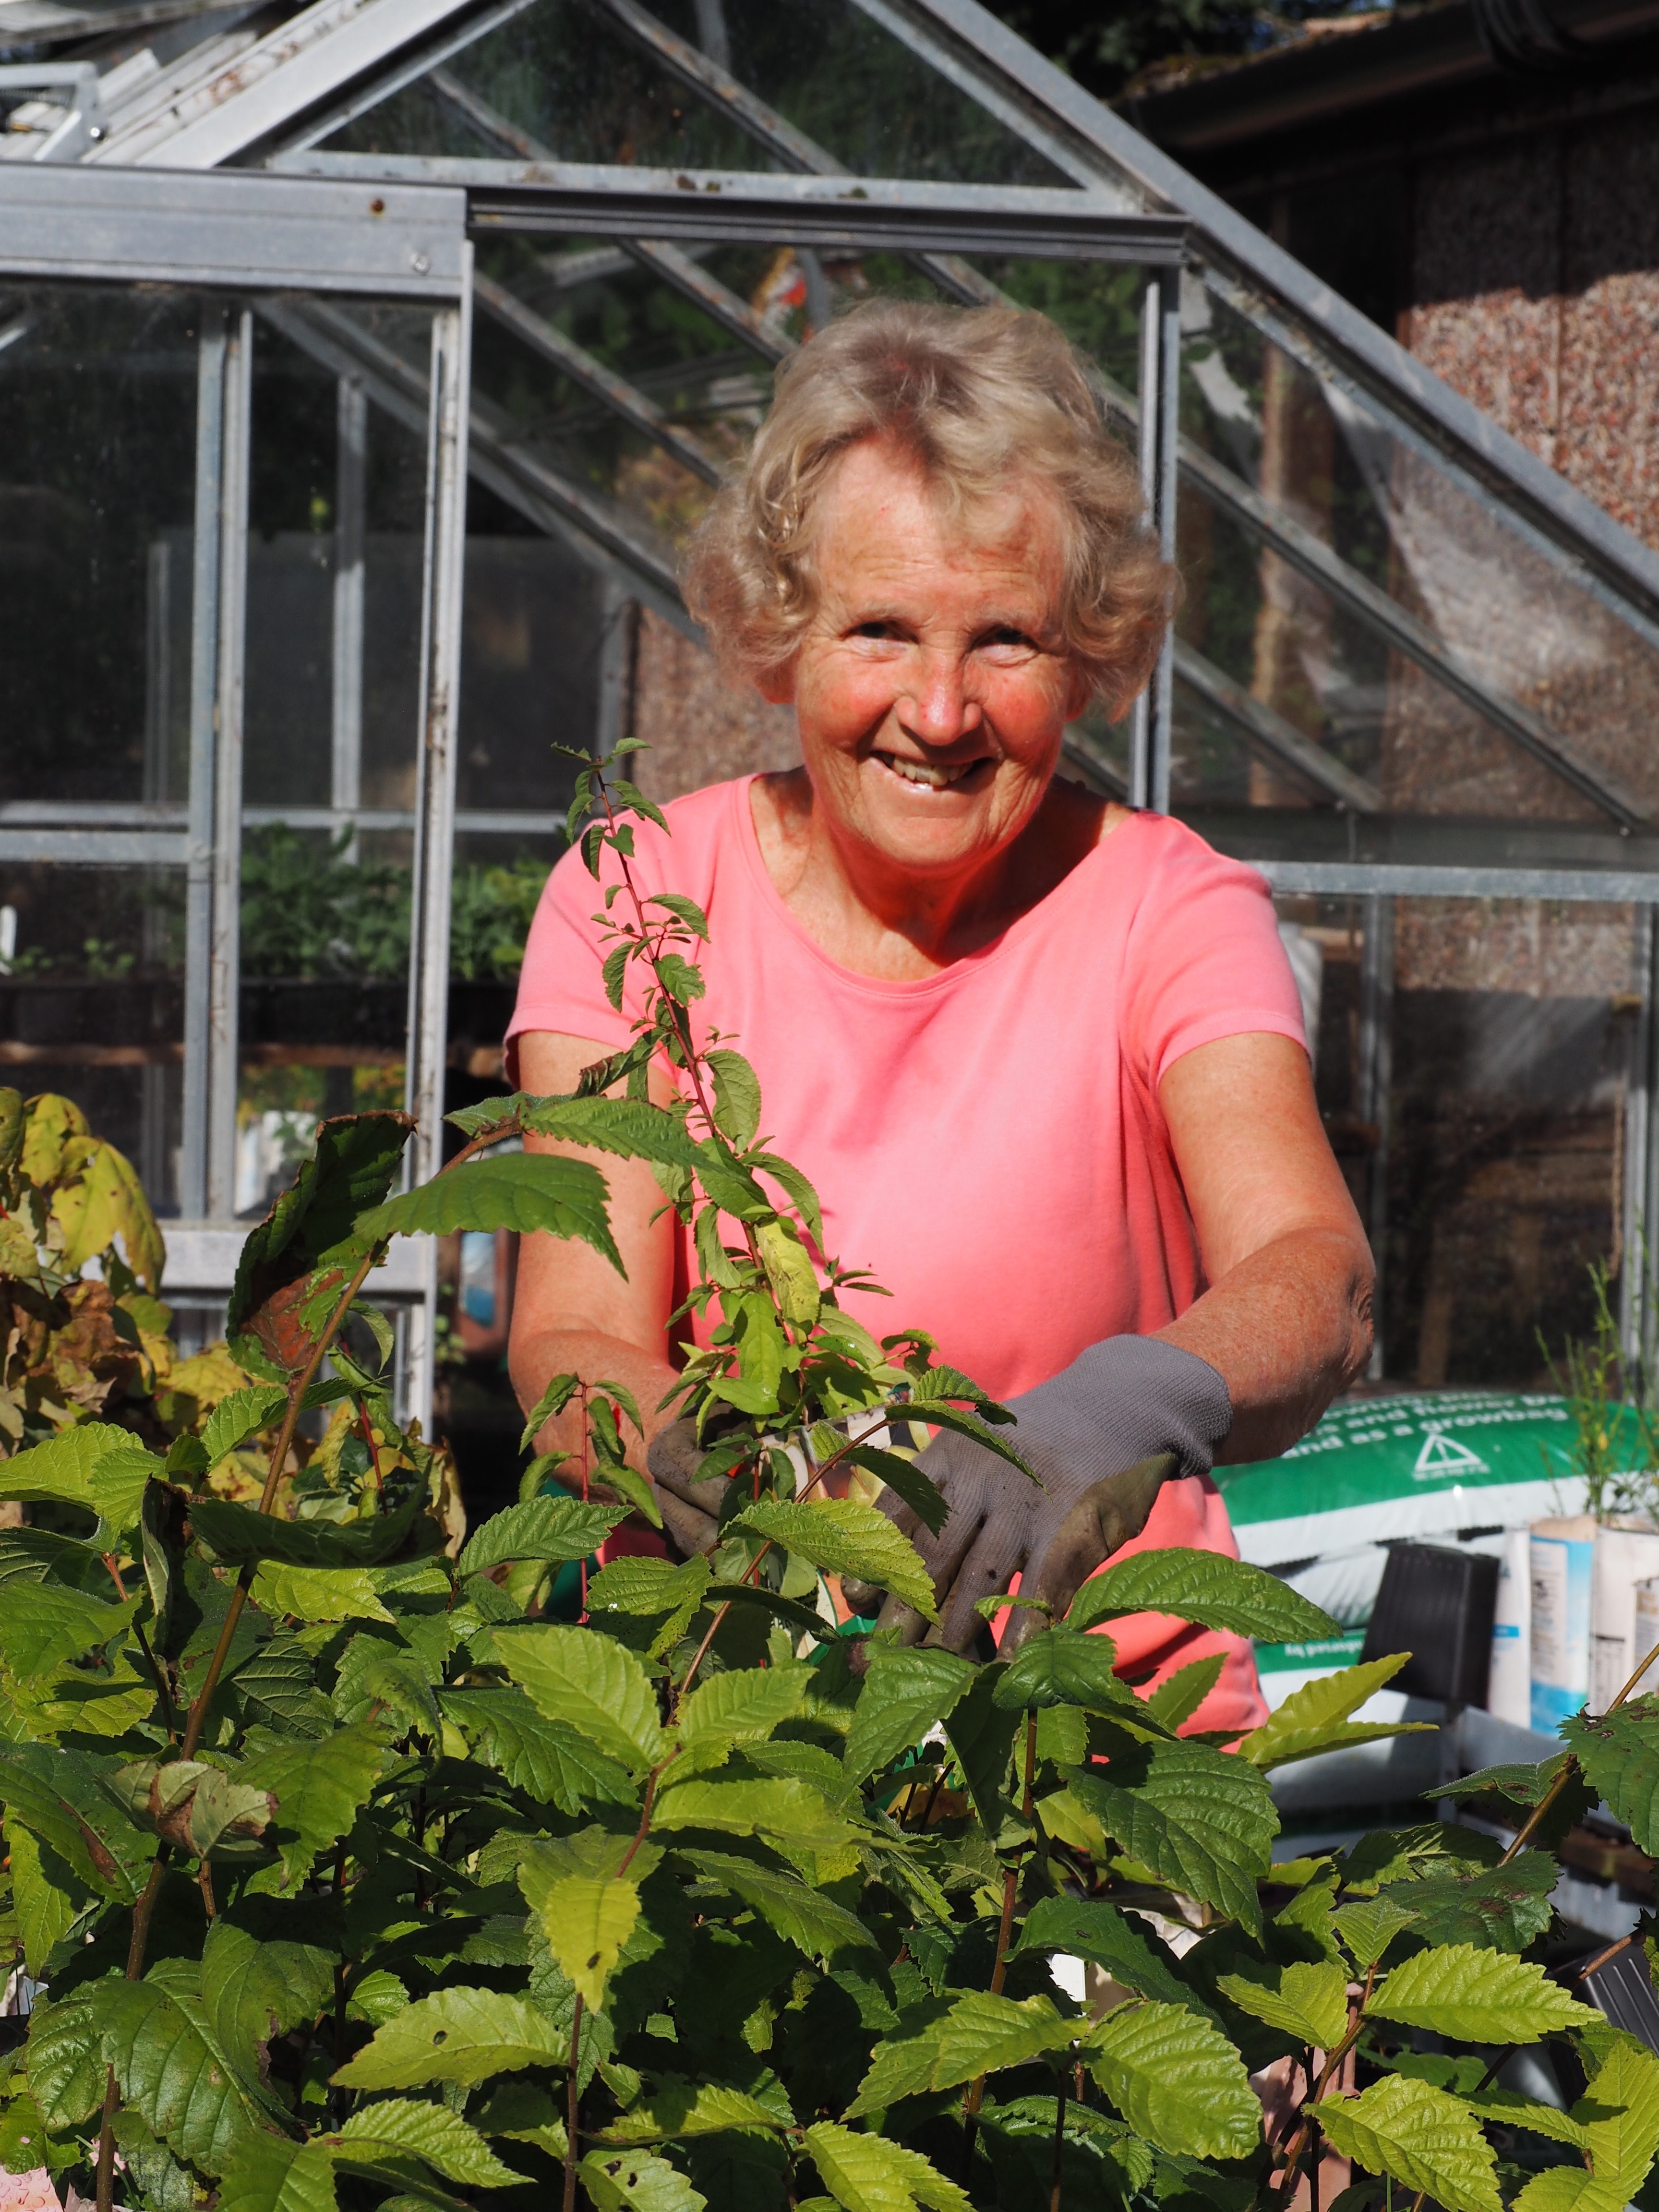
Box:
[6,0,1659,1434]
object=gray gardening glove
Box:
[863,1336,1231,1655]
[647,1417,728,1561]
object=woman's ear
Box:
[757,657,799,706]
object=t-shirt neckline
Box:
[728,771,1143,999]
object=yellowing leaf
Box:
[332,1988,568,2090]
[525,1869,639,2012]
[51,1137,165,1289]
[252,1563,395,1623]
[1370,1945,1599,2042]
[804,2121,972,2212]
[1216,1960,1349,2048]
[1237,1655,1430,1770]
[1319,2076,1503,2212]
[20,1092,89,1185]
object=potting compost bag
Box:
[1216,1390,1586,1643]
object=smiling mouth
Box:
[874,750,986,791]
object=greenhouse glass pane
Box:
[0,286,199,808]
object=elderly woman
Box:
[505,301,1371,1734]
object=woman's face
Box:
[763,436,1091,886]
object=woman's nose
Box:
[898,654,982,744]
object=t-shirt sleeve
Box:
[1125,828,1309,1090]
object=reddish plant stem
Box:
[1268,1963,1378,2210]
[1050,2065,1068,2212]
[963,1712,1039,2165]
[564,1994,585,2212]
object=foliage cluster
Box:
[1538,1258,1659,1524]
[6,751,1659,2212]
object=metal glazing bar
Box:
[1174,644,1381,814]
[403,273,473,1429]
[0,830,190,864]
[1251,861,1659,902]
[1151,265,1179,817]
[1620,907,1658,1370]
[180,313,227,1223]
[273,0,546,156]
[474,269,722,487]
[333,375,367,845]
[206,310,252,1224]
[595,580,632,757]
[1129,282,1157,810]
[0,803,566,837]
[1101,372,1649,831]
[1357,892,1393,1382]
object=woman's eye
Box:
[851,620,902,641]
[981,626,1037,652]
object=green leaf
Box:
[332,1638,442,1735]
[841,1443,948,1538]
[1086,2000,1262,2159]
[517,1095,703,1167]
[495,1623,667,1771]
[9,1825,93,1977]
[0,1420,134,1511]
[1318,2077,1503,2212]
[220,2133,339,2212]
[652,1778,855,1850]
[928,1992,1076,2090]
[110,2110,195,2212]
[581,2148,709,2212]
[1573,2032,1659,2202]
[240,1720,385,1889]
[190,1486,436,1568]
[1069,1739,1278,1936]
[732,1498,936,1621]
[360,1153,621,1271]
[1215,1960,1349,2048]
[1464,2091,1588,2149]
[745,1150,824,1250]
[1374,1851,1557,1954]
[1563,1698,1659,1853]
[1370,1945,1599,2040]
[253,1562,396,1623]
[1146,1654,1226,1732]
[588,1556,708,1617]
[87,1446,166,1539]
[232,1640,336,1738]
[338,2101,527,2186]
[203,1385,289,1465]
[994,1626,1146,1716]
[703,1051,762,1151]
[92,1974,268,2177]
[458,1494,620,1576]
[1067,1549,1337,1642]
[1014,1896,1200,2012]
[942,1665,1022,1828]
[228,1110,413,1372]
[804,2122,972,2212]
[843,1644,975,1782]
[26,1994,104,2129]
[333,1988,570,2090]
[1237,1656,1426,1770]
[676,1849,877,1963]
[104,1758,275,1858]
[438,1686,636,1810]
[522,1869,639,2011]
[0,1580,136,1674]
[676,1664,811,1757]
[601,2077,789,2143]
[1330,1899,1419,1970]
[0,1743,148,1899]
[517,1369,580,1450]
[202,1920,333,2082]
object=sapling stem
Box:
[963,1709,1039,2167]
[1501,1634,1659,1867]
[564,1994,584,2212]
[1050,2066,1068,2212]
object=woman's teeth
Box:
[878,752,974,789]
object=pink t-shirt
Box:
[509,776,1307,1735]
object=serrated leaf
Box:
[495,1623,667,1771]
[0,1420,134,1512]
[651,1777,854,1850]
[1237,1656,1425,1770]
[220,2132,339,2212]
[1014,1895,1200,2012]
[337,2100,527,2185]
[841,1443,948,1538]
[676,1663,810,1756]
[1464,2090,1588,2148]
[1574,2032,1659,2202]
[360,1153,620,1272]
[994,1626,1147,1716]
[0,1579,136,1674]
[1068,1549,1336,1641]
[253,1562,396,1623]
[87,1446,165,1539]
[516,1097,699,1169]
[703,1051,761,1150]
[438,1686,636,1811]
[191,1487,437,1568]
[930,1992,1076,2089]
[202,1919,333,2082]
[1318,2076,1502,2212]
[524,1870,639,2011]
[1330,1899,1419,1970]
[0,1743,148,1899]
[1563,1699,1659,1853]
[677,1850,877,1963]
[233,1640,335,1738]
[1146,1654,1226,1732]
[732,1498,936,1621]
[1086,2000,1262,2159]
[1216,1960,1348,2048]
[745,1150,824,1250]
[240,1720,385,1889]
[458,1494,621,1576]
[9,1824,93,1976]
[332,1637,442,1735]
[581,2148,709,2212]
[1069,1738,1278,1936]
[52,1134,165,1289]
[943,1665,1022,1828]
[804,2121,971,2212]
[843,1644,975,1784]
[1375,1851,1557,1954]
[91,1974,268,2177]
[104,1757,274,1858]
[588,1556,707,1617]
[26,1994,104,2128]
[1441,1753,1575,1806]
[203,1385,289,1466]
[333,1988,569,2089]
[1370,1944,1598,2040]
[601,2075,788,2143]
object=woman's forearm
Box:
[508,1325,682,1478]
[1155,1226,1374,1466]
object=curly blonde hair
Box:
[681,298,1175,716]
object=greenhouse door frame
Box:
[0,162,472,1422]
